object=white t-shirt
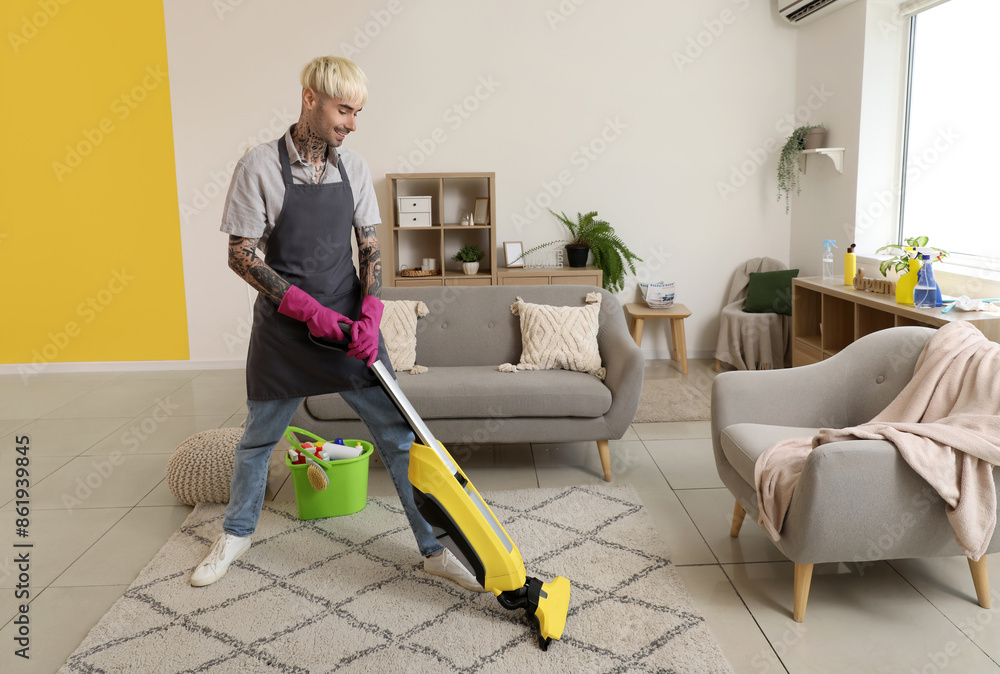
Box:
[220,127,381,254]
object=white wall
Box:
[164,0,798,364]
[788,0,867,276]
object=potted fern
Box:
[777,124,825,214]
[452,243,485,275]
[516,210,641,293]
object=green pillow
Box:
[743,269,799,316]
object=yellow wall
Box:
[2,0,188,364]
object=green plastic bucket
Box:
[284,427,374,520]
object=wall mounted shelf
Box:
[800,147,845,174]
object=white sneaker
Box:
[190,533,251,587]
[424,548,488,592]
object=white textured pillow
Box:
[381,300,429,374]
[499,292,605,380]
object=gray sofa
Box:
[291,284,644,481]
[712,326,1000,621]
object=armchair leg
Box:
[969,556,991,609]
[793,563,814,623]
[597,439,612,482]
[714,359,721,372]
[730,501,746,537]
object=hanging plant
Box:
[776,124,824,214]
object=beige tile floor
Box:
[1,360,999,673]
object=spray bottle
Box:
[822,240,837,281]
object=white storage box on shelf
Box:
[398,196,432,227]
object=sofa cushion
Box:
[382,299,428,373]
[720,424,819,484]
[503,293,605,380]
[743,268,799,316]
[306,365,613,421]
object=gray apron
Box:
[245,132,391,401]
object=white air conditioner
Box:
[778,0,860,24]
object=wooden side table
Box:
[623,302,692,374]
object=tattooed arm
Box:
[355,225,382,298]
[227,235,291,304]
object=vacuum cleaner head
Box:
[409,441,571,649]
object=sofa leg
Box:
[793,563,814,623]
[969,556,991,609]
[730,501,746,538]
[597,439,612,482]
[714,359,721,372]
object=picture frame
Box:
[504,241,524,268]
[473,197,490,226]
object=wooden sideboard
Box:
[792,276,1000,366]
[496,265,603,287]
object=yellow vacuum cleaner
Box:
[311,331,571,649]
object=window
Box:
[899,0,1000,266]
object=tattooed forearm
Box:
[356,225,382,298]
[227,235,291,304]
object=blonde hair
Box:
[300,56,368,106]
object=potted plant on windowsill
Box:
[452,243,485,275]
[777,124,825,214]
[515,210,642,293]
[875,235,949,277]
[876,235,948,305]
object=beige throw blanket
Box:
[714,257,791,370]
[755,321,1000,560]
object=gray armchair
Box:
[712,326,999,621]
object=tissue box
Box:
[639,282,675,309]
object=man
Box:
[191,56,482,592]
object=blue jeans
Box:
[223,386,442,557]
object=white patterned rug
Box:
[60,484,733,673]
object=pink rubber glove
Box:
[277,286,352,341]
[347,295,383,366]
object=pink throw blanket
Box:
[754,321,1000,560]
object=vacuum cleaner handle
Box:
[307,328,459,474]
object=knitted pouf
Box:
[167,427,244,506]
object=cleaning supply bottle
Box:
[895,248,920,305]
[844,243,856,286]
[822,240,837,281]
[913,254,939,308]
[933,253,944,306]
